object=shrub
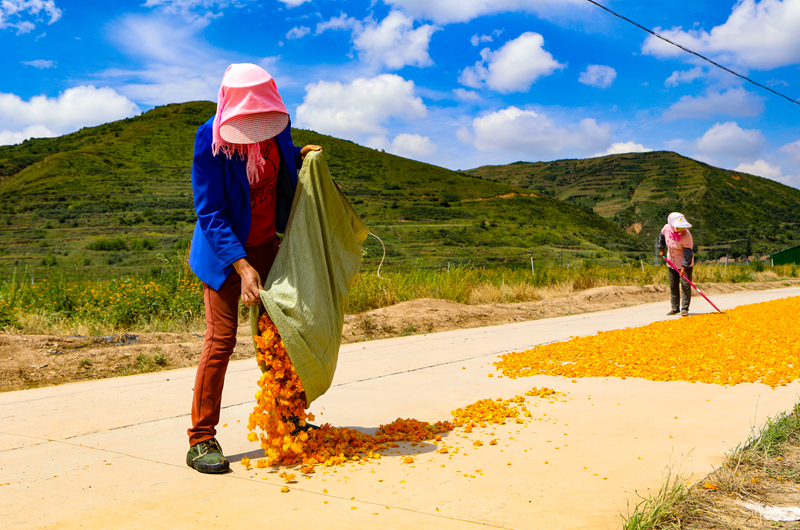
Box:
[87,238,128,251]
[130,239,156,251]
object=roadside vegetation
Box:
[623,401,800,529]
[1,262,796,336]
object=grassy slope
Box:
[467,151,800,259]
[0,101,645,280]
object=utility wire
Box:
[584,0,800,107]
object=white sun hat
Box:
[668,212,692,229]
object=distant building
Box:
[771,244,800,265]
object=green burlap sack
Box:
[250,150,369,405]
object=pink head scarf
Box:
[212,63,289,185]
[667,212,692,241]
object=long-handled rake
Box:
[663,255,725,314]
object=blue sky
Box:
[3,0,800,188]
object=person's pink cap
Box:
[213,63,289,145]
[211,63,289,185]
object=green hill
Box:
[466,151,800,259]
[0,101,646,280]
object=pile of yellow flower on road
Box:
[495,297,800,388]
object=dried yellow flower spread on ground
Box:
[494,297,800,388]
[247,314,453,468]
[450,388,560,429]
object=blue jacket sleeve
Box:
[290,139,302,169]
[191,124,247,268]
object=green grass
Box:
[1,262,794,334]
[0,101,650,281]
[468,151,800,259]
[3,104,798,281]
[728,401,800,464]
[622,467,691,530]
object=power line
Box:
[584,0,800,107]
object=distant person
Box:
[658,212,694,317]
[186,63,321,474]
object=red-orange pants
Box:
[188,238,280,446]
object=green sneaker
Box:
[186,438,230,474]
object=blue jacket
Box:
[188,115,302,290]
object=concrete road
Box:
[2,287,799,530]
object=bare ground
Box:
[2,281,798,393]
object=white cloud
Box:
[735,159,783,180]
[368,133,438,159]
[353,11,438,69]
[0,86,140,145]
[390,133,438,158]
[599,142,652,156]
[453,88,482,102]
[142,0,310,22]
[102,15,249,106]
[365,135,391,151]
[287,26,310,39]
[458,106,612,159]
[664,66,705,87]
[0,0,61,33]
[578,65,616,88]
[315,13,359,34]
[459,32,565,93]
[470,29,502,46]
[384,0,584,24]
[0,124,54,146]
[296,74,427,138]
[142,0,225,24]
[664,88,765,120]
[641,0,800,70]
[21,59,55,68]
[471,34,492,46]
[143,0,306,24]
[317,11,438,70]
[14,20,33,34]
[780,139,800,162]
[695,122,766,159]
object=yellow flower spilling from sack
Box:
[248,314,453,467]
[248,314,310,465]
[494,297,800,388]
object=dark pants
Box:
[188,238,280,446]
[668,266,692,312]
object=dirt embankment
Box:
[1,281,797,393]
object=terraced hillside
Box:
[467,152,800,259]
[0,102,645,280]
